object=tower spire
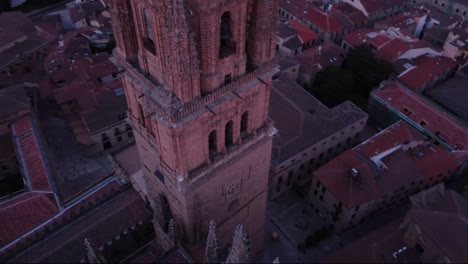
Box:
[203,220,219,263]
[225,224,251,263]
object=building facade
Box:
[307,121,461,232]
[110,0,278,255]
[269,75,368,200]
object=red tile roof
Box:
[398,55,457,91]
[314,121,460,208]
[374,8,429,35]
[10,189,151,263]
[296,40,346,74]
[286,19,319,43]
[323,221,419,263]
[304,7,344,33]
[331,2,367,27]
[11,116,53,192]
[279,0,318,20]
[343,28,393,49]
[0,192,58,247]
[373,81,468,150]
[343,28,434,62]
[351,0,407,15]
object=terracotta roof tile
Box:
[398,55,457,91]
[314,121,460,208]
[0,193,58,248]
[373,81,468,150]
[11,116,52,192]
[286,19,319,43]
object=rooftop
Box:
[113,144,141,177]
[296,40,346,75]
[373,81,468,150]
[304,7,344,33]
[331,2,367,27]
[0,12,50,68]
[343,27,419,54]
[374,7,429,35]
[68,0,106,23]
[351,0,408,15]
[425,74,468,124]
[313,121,460,208]
[324,187,468,263]
[0,192,58,248]
[285,19,319,43]
[10,188,151,263]
[279,0,319,21]
[406,187,468,263]
[397,55,457,91]
[270,75,367,163]
[0,85,31,120]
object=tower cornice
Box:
[113,49,278,127]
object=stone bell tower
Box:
[110,0,278,254]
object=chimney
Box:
[324,4,329,11]
[351,168,359,178]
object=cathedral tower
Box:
[110,0,278,254]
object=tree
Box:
[310,65,353,107]
[310,44,394,109]
[343,45,394,97]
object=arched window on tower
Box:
[209,130,217,156]
[219,12,236,58]
[240,111,248,137]
[225,120,234,148]
[143,9,156,55]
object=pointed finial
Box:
[225,224,251,263]
[204,220,219,263]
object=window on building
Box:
[287,171,292,186]
[220,12,236,58]
[143,9,156,55]
[125,124,133,138]
[209,130,217,155]
[225,121,234,147]
[240,111,248,135]
[114,128,122,142]
[118,112,127,120]
[138,104,145,127]
[101,133,112,150]
[277,176,282,193]
[224,73,232,85]
[415,244,425,256]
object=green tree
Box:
[309,66,353,108]
[309,44,394,109]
